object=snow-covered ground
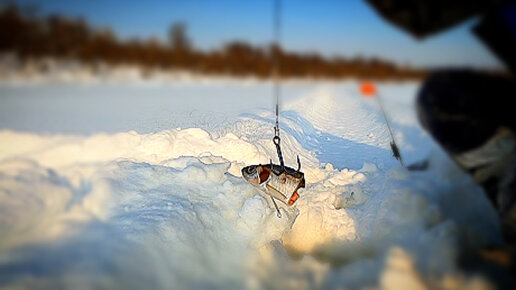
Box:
[0,75,502,289]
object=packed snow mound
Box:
[0,130,501,289]
[285,85,389,148]
[0,126,361,288]
[0,157,289,289]
[0,81,504,289]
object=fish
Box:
[241,163,305,217]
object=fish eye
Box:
[246,166,257,174]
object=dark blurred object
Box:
[366,0,516,285]
[365,0,497,38]
[417,70,516,154]
[474,2,516,74]
[417,70,516,211]
[417,70,516,286]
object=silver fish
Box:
[241,163,305,215]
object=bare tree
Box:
[169,22,190,52]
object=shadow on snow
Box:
[241,111,395,170]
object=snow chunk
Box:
[323,168,366,186]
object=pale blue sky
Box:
[10,0,504,69]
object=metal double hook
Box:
[273,135,301,173]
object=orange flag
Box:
[360,82,377,97]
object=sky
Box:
[9,0,504,69]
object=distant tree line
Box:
[0,3,427,79]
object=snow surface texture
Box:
[0,78,502,289]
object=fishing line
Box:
[272,0,285,171]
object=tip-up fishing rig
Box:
[241,0,305,218]
[361,82,404,167]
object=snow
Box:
[0,75,503,289]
